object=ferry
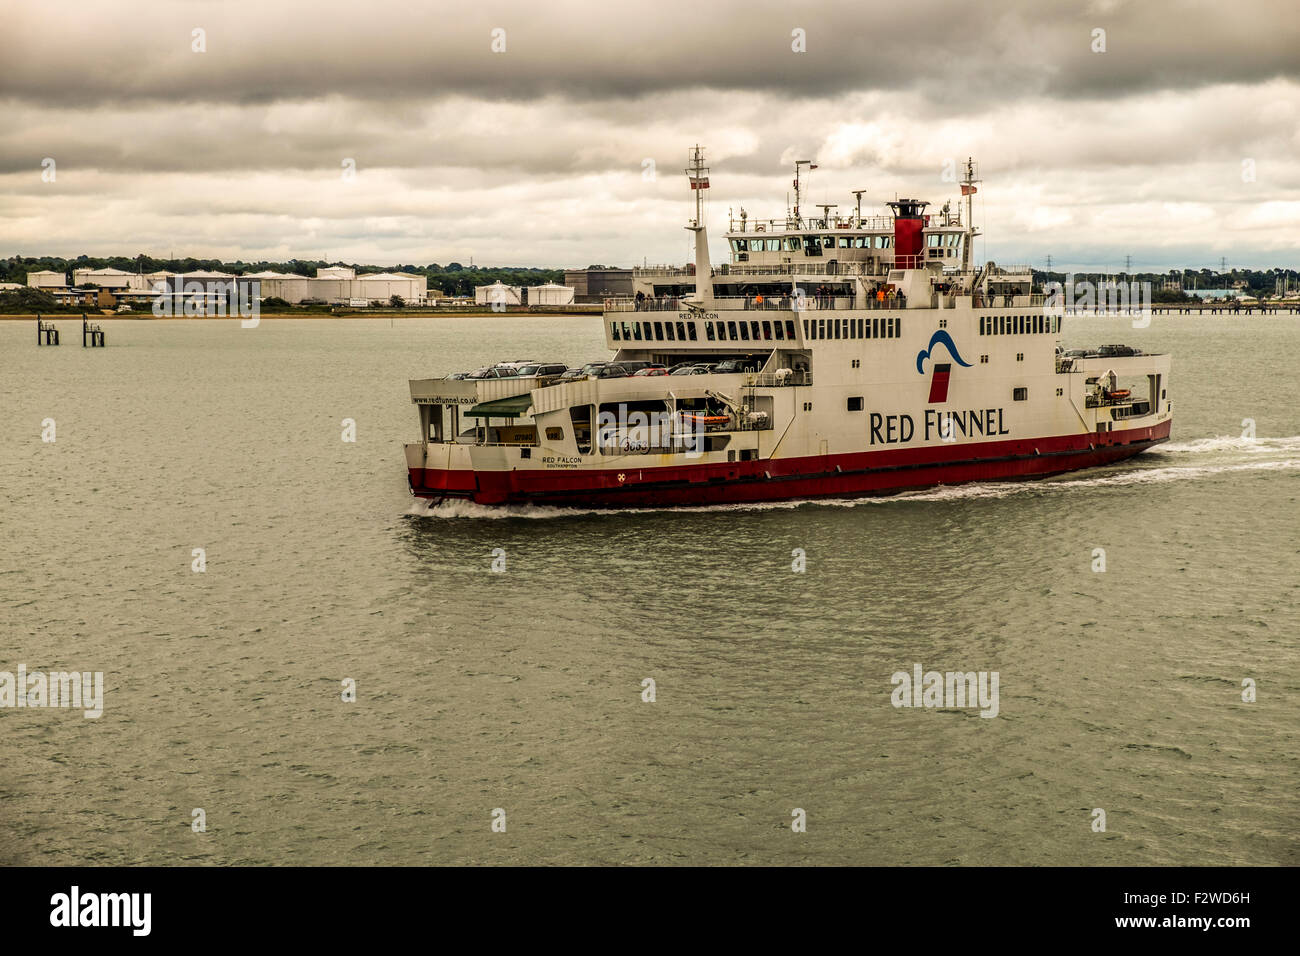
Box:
[404,148,1171,507]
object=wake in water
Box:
[403,435,1300,518]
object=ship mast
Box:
[687,146,709,226]
[961,157,980,272]
[684,145,714,306]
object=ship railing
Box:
[727,216,895,233]
[607,295,858,312]
[633,265,695,277]
[972,293,1047,308]
[742,371,812,388]
[724,261,878,277]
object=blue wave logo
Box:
[916,330,973,374]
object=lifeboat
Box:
[1105,389,1131,400]
[679,412,730,428]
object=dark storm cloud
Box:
[2,0,1297,108]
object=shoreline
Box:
[0,309,601,321]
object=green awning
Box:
[464,393,533,418]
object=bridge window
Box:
[839,237,853,248]
[774,321,785,340]
[785,237,802,251]
[822,236,835,250]
[766,239,781,252]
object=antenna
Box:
[1124,254,1132,272]
[817,204,837,227]
[793,160,817,227]
[852,189,866,226]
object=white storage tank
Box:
[527,282,575,306]
[475,281,522,306]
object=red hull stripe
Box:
[410,420,1171,507]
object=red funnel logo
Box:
[928,363,952,403]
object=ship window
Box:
[927,234,941,247]
[705,321,716,341]
[762,321,773,340]
[817,318,826,339]
[803,319,810,339]
[653,321,664,340]
[751,320,760,340]
[688,323,698,341]
[847,396,863,411]
[632,322,642,340]
[854,236,868,248]
[727,321,738,340]
[786,320,796,339]
[545,427,564,441]
[665,321,675,340]
[766,239,781,252]
[785,237,801,251]
[739,321,750,340]
[839,237,853,248]
[642,322,652,340]
[1013,387,1028,401]
[611,322,621,340]
[804,236,822,256]
[823,236,835,249]
[979,316,985,335]
[774,320,785,340]
[732,239,747,253]
[833,318,840,339]
[855,318,863,338]
[675,321,685,339]
[871,317,879,338]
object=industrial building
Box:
[26,270,68,289]
[563,267,633,303]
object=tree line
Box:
[0,255,566,297]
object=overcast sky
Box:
[2,0,1298,271]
